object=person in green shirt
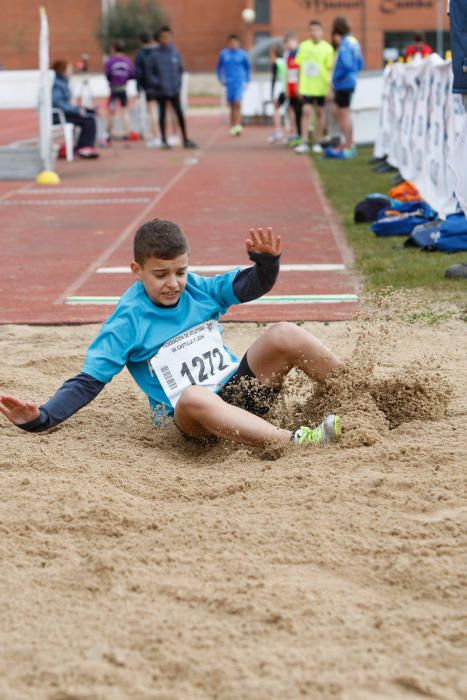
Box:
[295,19,334,154]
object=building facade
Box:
[0,0,450,73]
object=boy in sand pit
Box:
[0,221,341,446]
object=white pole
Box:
[38,6,52,171]
[436,0,444,56]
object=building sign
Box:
[379,0,434,13]
[302,0,435,11]
[302,0,364,11]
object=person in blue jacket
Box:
[325,16,364,160]
[216,34,251,136]
[145,26,197,149]
[51,60,99,159]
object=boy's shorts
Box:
[226,83,245,104]
[334,89,354,108]
[218,353,279,416]
[176,353,279,443]
[303,95,325,107]
[109,87,128,108]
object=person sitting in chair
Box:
[51,60,99,159]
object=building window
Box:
[255,0,270,24]
[384,31,451,61]
[252,31,271,71]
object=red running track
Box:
[0,110,358,324]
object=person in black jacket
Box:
[135,31,161,147]
[145,26,197,149]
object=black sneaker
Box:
[161,141,172,150]
[184,138,198,149]
[445,262,467,279]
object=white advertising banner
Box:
[375,55,467,218]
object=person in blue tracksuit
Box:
[325,16,364,159]
[216,34,251,136]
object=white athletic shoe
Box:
[268,129,284,144]
[312,143,323,154]
[295,143,310,154]
[167,134,180,146]
[146,137,161,148]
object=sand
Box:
[1,310,467,700]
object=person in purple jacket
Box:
[104,40,136,141]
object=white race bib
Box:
[150,321,238,407]
[287,68,299,84]
[304,63,320,78]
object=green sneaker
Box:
[294,415,341,445]
[288,136,303,147]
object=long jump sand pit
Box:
[1,304,466,700]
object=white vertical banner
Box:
[375,54,466,218]
[409,59,432,186]
[373,64,393,158]
[420,61,457,215]
[38,6,52,172]
[387,63,407,168]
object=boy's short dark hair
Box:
[157,25,172,37]
[134,219,189,264]
[140,31,152,44]
[112,39,125,52]
[228,33,240,41]
[332,16,351,36]
[309,19,322,27]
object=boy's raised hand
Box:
[246,227,281,257]
[0,395,40,426]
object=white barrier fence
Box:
[374,55,467,218]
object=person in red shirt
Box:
[403,33,433,61]
[284,33,303,145]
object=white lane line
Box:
[96,263,346,273]
[21,186,161,194]
[66,293,358,306]
[0,198,151,206]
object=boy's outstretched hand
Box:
[0,395,40,426]
[246,227,281,257]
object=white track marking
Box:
[66,293,358,306]
[0,198,151,206]
[21,186,161,194]
[96,264,346,274]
